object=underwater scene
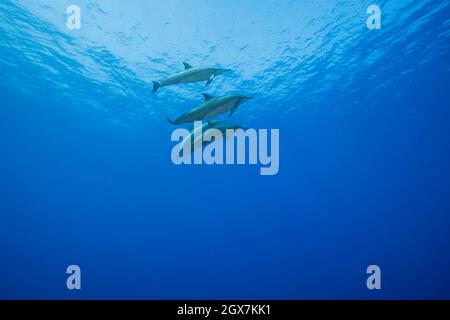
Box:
[0,0,450,299]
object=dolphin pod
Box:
[167,93,253,125]
[152,62,230,93]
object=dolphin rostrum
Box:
[152,63,230,93]
[167,93,254,125]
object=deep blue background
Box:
[1,0,449,299]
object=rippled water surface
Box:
[1,1,450,299]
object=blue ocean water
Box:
[1,0,450,299]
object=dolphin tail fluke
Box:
[152,81,161,93]
[167,117,177,125]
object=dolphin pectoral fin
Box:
[206,75,214,86]
[229,108,236,117]
[183,62,193,70]
[229,103,240,117]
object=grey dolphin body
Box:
[178,121,246,157]
[178,121,222,157]
[168,93,254,125]
[152,63,230,93]
[210,122,247,134]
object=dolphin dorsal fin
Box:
[202,93,214,101]
[183,62,193,70]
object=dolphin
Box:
[167,93,254,125]
[152,62,230,93]
[178,121,246,157]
